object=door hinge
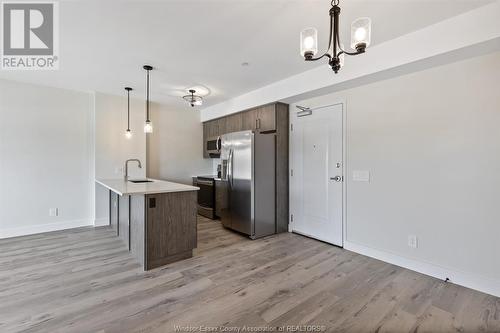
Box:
[290,169,293,177]
[290,123,293,132]
[291,214,294,222]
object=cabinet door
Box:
[256,104,276,132]
[225,113,243,133]
[242,109,258,131]
[146,192,197,269]
[202,122,209,158]
[217,117,227,135]
[203,120,220,158]
[207,119,219,137]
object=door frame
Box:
[288,99,347,247]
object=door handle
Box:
[330,176,343,182]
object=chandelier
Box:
[183,89,203,107]
[300,0,372,73]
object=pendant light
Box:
[183,89,203,107]
[300,0,371,73]
[143,65,153,133]
[124,87,133,139]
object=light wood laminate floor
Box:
[0,216,499,333]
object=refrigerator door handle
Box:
[230,148,234,187]
[228,149,233,188]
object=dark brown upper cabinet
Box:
[241,104,276,132]
[203,102,283,157]
[256,104,276,133]
[224,113,243,133]
[242,109,258,131]
[203,119,219,158]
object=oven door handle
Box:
[197,179,214,186]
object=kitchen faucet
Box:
[124,159,142,181]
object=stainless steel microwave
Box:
[206,136,221,157]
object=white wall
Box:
[291,51,500,296]
[0,79,94,238]
[147,103,212,184]
[94,92,147,225]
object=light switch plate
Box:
[353,170,370,182]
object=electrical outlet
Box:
[49,208,59,217]
[408,235,418,249]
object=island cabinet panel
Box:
[145,191,197,270]
[130,195,146,268]
[118,195,130,248]
[110,191,119,235]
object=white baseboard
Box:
[345,240,500,298]
[0,219,93,239]
[94,218,109,227]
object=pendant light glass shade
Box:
[300,28,318,57]
[125,129,132,139]
[144,120,153,133]
[350,17,371,50]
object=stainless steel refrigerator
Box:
[219,130,276,239]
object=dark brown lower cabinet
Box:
[145,191,197,270]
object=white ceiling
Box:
[0,0,493,109]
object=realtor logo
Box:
[1,1,59,70]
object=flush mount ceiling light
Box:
[183,89,203,107]
[124,87,133,139]
[143,65,153,133]
[300,0,372,73]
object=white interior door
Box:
[291,103,343,246]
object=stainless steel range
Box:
[194,175,217,219]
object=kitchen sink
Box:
[128,179,153,183]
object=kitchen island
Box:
[96,178,199,270]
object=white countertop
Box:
[96,178,199,196]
